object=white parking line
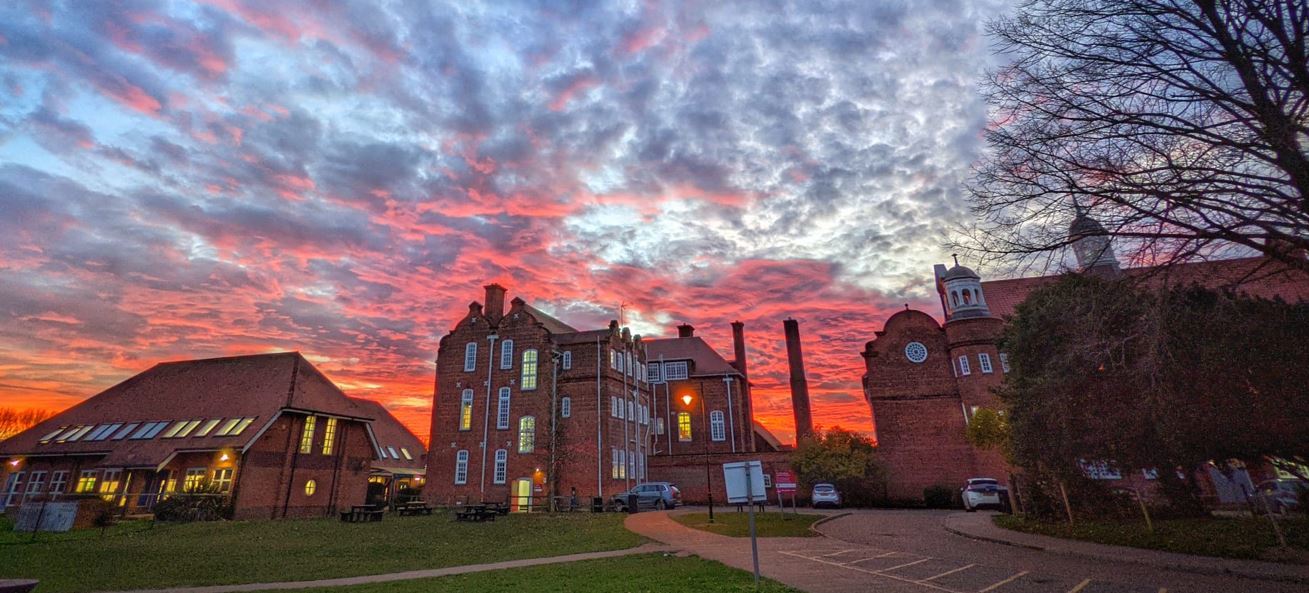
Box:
[922,564,975,582]
[976,571,1029,593]
[820,548,861,557]
[778,551,960,593]
[844,551,898,564]
[878,557,933,572]
[1066,579,1092,593]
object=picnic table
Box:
[0,580,39,593]
[340,504,385,523]
[396,501,434,516]
[454,504,498,522]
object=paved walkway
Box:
[94,543,673,593]
[943,511,1309,584]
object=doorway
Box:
[511,478,532,512]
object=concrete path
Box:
[94,543,673,593]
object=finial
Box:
[904,303,909,310]
[952,253,959,267]
[1072,196,1084,216]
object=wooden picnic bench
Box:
[396,501,434,516]
[454,504,497,522]
[339,505,385,523]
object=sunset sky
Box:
[0,0,1014,446]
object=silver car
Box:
[811,482,842,508]
[962,477,1008,511]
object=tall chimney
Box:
[783,318,815,442]
[484,284,506,322]
[731,321,756,451]
[677,323,695,338]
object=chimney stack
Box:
[677,323,695,338]
[483,284,506,322]
[783,318,815,442]
[731,321,757,451]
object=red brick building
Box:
[646,323,755,456]
[0,352,425,520]
[863,214,1309,502]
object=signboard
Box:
[14,501,78,533]
[775,470,797,493]
[722,460,766,504]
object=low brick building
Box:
[0,352,424,520]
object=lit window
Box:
[647,363,662,383]
[958,355,971,376]
[100,469,123,500]
[664,361,689,380]
[75,470,98,493]
[194,419,222,437]
[497,387,511,430]
[400,447,412,460]
[183,468,206,492]
[678,412,692,442]
[611,448,619,479]
[161,421,189,438]
[521,349,539,391]
[23,471,45,502]
[299,416,317,454]
[321,418,338,455]
[999,352,1010,373]
[304,479,317,496]
[459,389,474,431]
[979,353,993,374]
[493,449,507,484]
[212,468,234,493]
[500,340,515,369]
[388,446,399,459]
[111,423,138,440]
[562,351,572,370]
[165,420,203,439]
[710,410,726,441]
[229,417,255,436]
[49,471,68,497]
[454,450,469,484]
[518,416,536,453]
[619,449,627,479]
[561,397,571,419]
[464,342,478,372]
[214,418,241,436]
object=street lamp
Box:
[681,390,714,522]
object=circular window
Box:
[304,479,317,496]
[904,342,928,364]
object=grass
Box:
[994,514,1309,562]
[296,553,801,593]
[671,511,823,537]
[0,512,644,593]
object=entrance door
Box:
[511,478,532,512]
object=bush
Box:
[153,486,232,522]
[923,485,956,509]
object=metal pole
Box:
[700,383,713,522]
[746,466,760,589]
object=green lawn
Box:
[297,553,800,593]
[0,512,644,593]
[672,511,822,537]
[994,514,1309,562]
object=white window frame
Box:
[500,340,514,370]
[459,389,474,431]
[979,353,993,374]
[710,410,726,441]
[647,363,662,383]
[455,450,469,484]
[561,396,572,418]
[610,396,618,418]
[464,342,477,372]
[562,351,572,370]
[521,349,539,391]
[23,471,46,502]
[655,417,665,435]
[212,468,234,493]
[958,355,971,376]
[493,449,508,484]
[49,471,68,498]
[3,472,23,508]
[663,361,689,380]
[497,387,511,430]
[518,416,536,453]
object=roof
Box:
[752,421,786,450]
[521,303,579,334]
[0,352,378,468]
[942,264,980,282]
[351,398,425,470]
[645,336,742,377]
[552,328,613,345]
[982,256,1309,319]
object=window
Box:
[304,479,317,496]
[618,398,626,419]
[75,470,97,493]
[518,416,536,453]
[401,447,413,460]
[678,412,692,442]
[212,468,234,493]
[561,397,572,418]
[497,387,511,430]
[38,426,66,444]
[229,417,255,436]
[459,389,474,431]
[562,351,572,370]
[610,396,619,418]
[195,418,221,437]
[454,450,469,484]
[979,353,993,374]
[2,472,22,508]
[53,426,82,442]
[378,447,389,459]
[618,449,627,479]
[611,448,620,479]
[161,420,189,438]
[663,361,689,380]
[321,417,338,455]
[111,423,138,440]
[493,449,508,484]
[521,349,539,390]
[183,468,207,492]
[214,418,241,436]
[299,416,317,454]
[85,424,115,441]
[627,401,634,421]
[710,410,726,441]
[500,340,515,369]
[464,342,478,372]
[958,355,971,376]
[999,352,1010,373]
[610,350,620,369]
[648,363,662,383]
[24,471,45,502]
[655,417,665,435]
[100,469,122,498]
[49,471,68,497]
[64,425,95,441]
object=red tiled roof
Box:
[0,352,378,468]
[646,336,742,377]
[351,398,425,471]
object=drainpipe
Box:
[479,334,498,495]
[595,336,603,497]
[548,349,559,510]
[660,355,669,456]
[724,374,737,453]
[622,342,630,490]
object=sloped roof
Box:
[521,304,579,334]
[752,421,786,450]
[645,336,742,377]
[0,352,378,468]
[351,398,425,471]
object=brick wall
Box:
[647,450,795,504]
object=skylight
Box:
[401,448,412,460]
[387,446,399,459]
[64,425,95,442]
[194,419,221,437]
[112,423,139,440]
[214,418,241,436]
[88,423,123,441]
[229,418,255,436]
[38,427,67,444]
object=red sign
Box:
[775,470,797,492]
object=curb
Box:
[809,511,851,536]
[944,518,1308,585]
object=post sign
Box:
[775,470,797,493]
[722,460,766,504]
[14,501,78,533]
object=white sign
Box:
[14,501,78,533]
[722,460,766,504]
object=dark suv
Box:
[611,482,681,511]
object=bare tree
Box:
[964,0,1309,273]
[0,407,55,442]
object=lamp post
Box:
[681,390,714,522]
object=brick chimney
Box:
[484,283,506,322]
[677,323,695,338]
[731,321,756,451]
[783,318,815,442]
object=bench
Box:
[454,505,497,522]
[396,502,434,516]
[339,505,385,523]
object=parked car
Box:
[1252,479,1307,515]
[611,482,681,511]
[962,478,1009,512]
[811,482,842,508]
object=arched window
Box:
[500,340,514,369]
[710,410,726,442]
[678,412,692,442]
[973,288,982,304]
[459,389,474,431]
[518,416,536,453]
[463,342,477,372]
[962,290,972,305]
[561,396,572,418]
[454,450,469,484]
[951,291,960,307]
[493,449,508,484]
[496,387,511,429]
[521,350,539,390]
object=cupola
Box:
[935,255,990,321]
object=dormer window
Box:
[663,361,689,380]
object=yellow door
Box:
[512,479,532,512]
